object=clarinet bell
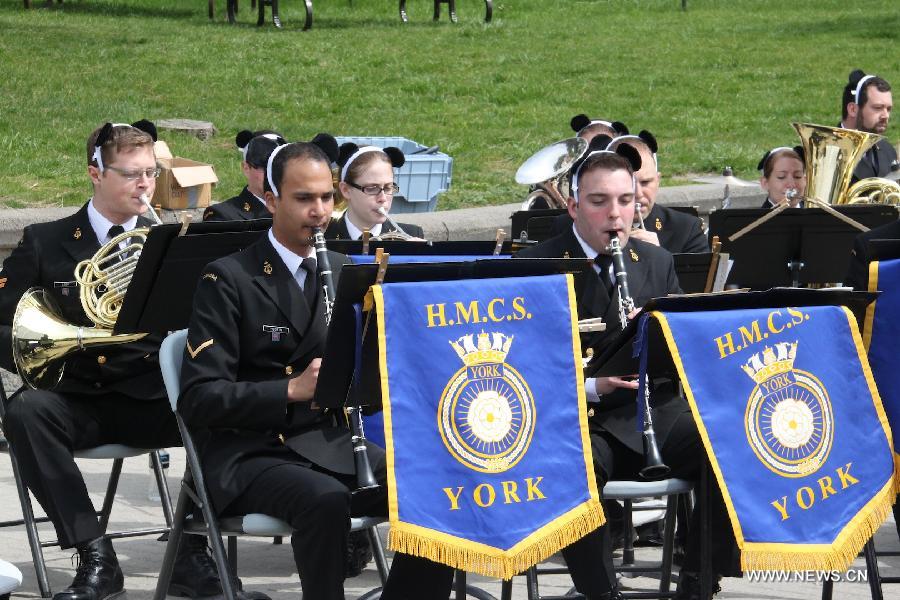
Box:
[640,430,671,480]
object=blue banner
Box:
[350,255,510,264]
[654,306,896,571]
[373,274,602,578]
[865,259,900,457]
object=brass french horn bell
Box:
[517,137,588,210]
[12,288,146,389]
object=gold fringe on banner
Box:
[388,500,604,580]
[740,474,898,573]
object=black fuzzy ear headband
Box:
[92,120,158,172]
[570,114,629,136]
[265,133,341,198]
[337,143,405,182]
[609,130,659,168]
[570,136,642,201]
[849,69,877,105]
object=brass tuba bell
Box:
[792,123,882,205]
[12,288,146,389]
[516,137,588,210]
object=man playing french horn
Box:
[0,122,253,600]
[518,140,740,599]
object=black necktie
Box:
[107,224,125,241]
[870,145,880,176]
[300,257,318,308]
[594,254,614,295]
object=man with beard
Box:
[840,70,896,182]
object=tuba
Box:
[12,196,160,389]
[793,123,883,205]
[516,138,588,210]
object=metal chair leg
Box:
[150,450,175,528]
[399,0,408,22]
[659,494,678,593]
[8,446,51,597]
[153,485,191,600]
[97,458,124,533]
[622,498,635,566]
[484,0,492,22]
[367,526,390,584]
[864,539,884,600]
[302,0,312,30]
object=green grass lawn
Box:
[0,0,897,210]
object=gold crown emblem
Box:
[741,341,797,383]
[450,331,514,366]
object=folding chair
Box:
[0,380,174,598]
[153,329,389,600]
[498,478,694,600]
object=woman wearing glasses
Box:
[325,143,425,240]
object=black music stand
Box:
[673,252,716,294]
[868,239,900,262]
[510,208,567,243]
[114,220,270,335]
[314,257,592,411]
[325,239,520,256]
[708,205,898,289]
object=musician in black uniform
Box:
[518,148,739,600]
[203,130,284,222]
[180,140,452,600]
[0,122,251,600]
[324,143,424,240]
[840,70,896,182]
[758,146,806,208]
[608,132,708,253]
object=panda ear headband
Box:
[850,71,877,106]
[609,130,659,169]
[570,135,642,202]
[236,130,284,161]
[338,143,405,182]
[92,120,158,172]
[265,133,341,198]
[570,114,629,136]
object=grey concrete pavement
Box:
[1,445,897,600]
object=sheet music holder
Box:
[585,288,877,379]
[314,257,592,409]
[325,239,520,256]
[708,205,897,289]
[673,253,715,294]
[115,219,270,334]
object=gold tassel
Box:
[388,501,604,580]
[740,478,896,572]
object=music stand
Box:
[510,208,566,242]
[673,252,716,294]
[115,219,270,334]
[708,205,897,289]
[868,239,900,262]
[314,258,593,410]
[326,240,520,256]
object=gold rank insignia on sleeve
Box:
[201,273,218,282]
[263,260,273,275]
[73,227,82,240]
[186,338,214,359]
[655,217,662,231]
[243,202,251,212]
[630,248,639,262]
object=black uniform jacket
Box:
[852,138,898,182]
[845,219,900,290]
[179,234,355,513]
[0,203,164,400]
[644,203,709,254]
[203,187,273,222]
[517,227,684,454]
[323,213,425,240]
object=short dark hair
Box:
[571,152,635,194]
[263,142,331,196]
[245,135,285,169]
[842,71,892,119]
[86,124,154,167]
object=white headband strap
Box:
[577,119,613,136]
[760,146,793,172]
[854,75,876,105]
[92,122,131,172]
[340,146,382,182]
[240,133,281,160]
[266,143,289,198]
[572,150,616,202]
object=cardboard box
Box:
[152,155,218,210]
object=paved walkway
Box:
[1,448,897,600]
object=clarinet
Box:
[607,238,670,479]
[312,227,379,491]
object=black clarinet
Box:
[607,238,670,480]
[312,227,379,491]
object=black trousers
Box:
[3,388,180,548]
[585,411,741,579]
[222,446,454,600]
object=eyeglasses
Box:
[106,166,161,181]
[347,182,400,196]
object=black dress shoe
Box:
[586,589,625,600]
[344,529,374,578]
[673,571,722,600]
[168,534,271,600]
[53,537,124,600]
